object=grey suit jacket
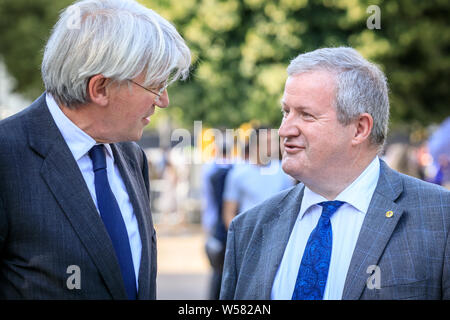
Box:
[0,94,157,299]
[220,160,450,300]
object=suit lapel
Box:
[26,95,128,299]
[342,160,404,300]
[261,184,305,299]
[111,144,153,300]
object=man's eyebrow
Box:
[280,101,312,111]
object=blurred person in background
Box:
[202,133,233,299]
[426,117,450,189]
[0,0,190,299]
[220,47,450,300]
[382,143,422,179]
[155,155,180,224]
[433,155,450,188]
[222,126,295,229]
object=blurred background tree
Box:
[0,0,73,99]
[0,0,449,130]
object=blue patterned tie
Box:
[292,200,345,300]
[89,145,137,300]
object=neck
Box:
[307,150,378,200]
[60,103,111,143]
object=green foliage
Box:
[0,0,73,99]
[346,0,450,127]
[146,0,450,129]
[0,0,449,130]
[147,0,352,129]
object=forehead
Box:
[282,70,336,109]
[134,72,166,88]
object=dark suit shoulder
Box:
[0,94,48,149]
[0,101,33,124]
[0,107,30,144]
[0,93,45,126]
[0,109,37,169]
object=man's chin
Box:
[130,126,146,142]
[281,159,302,180]
[119,131,144,143]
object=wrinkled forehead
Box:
[282,71,337,108]
[285,70,337,92]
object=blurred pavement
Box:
[155,223,211,300]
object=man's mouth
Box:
[142,108,155,123]
[284,142,305,153]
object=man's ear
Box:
[87,74,110,106]
[352,113,374,146]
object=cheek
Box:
[316,130,352,161]
[303,132,335,161]
[128,101,148,120]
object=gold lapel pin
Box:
[385,210,394,218]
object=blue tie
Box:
[292,200,345,300]
[89,145,137,300]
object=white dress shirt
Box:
[271,156,380,300]
[46,93,142,289]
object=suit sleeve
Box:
[219,220,238,299]
[0,195,7,253]
[442,192,450,299]
[443,229,450,299]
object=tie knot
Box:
[318,200,345,219]
[89,144,106,172]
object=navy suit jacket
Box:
[0,94,157,299]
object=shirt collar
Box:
[299,156,380,219]
[45,93,114,161]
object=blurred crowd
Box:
[383,117,450,190]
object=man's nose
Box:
[278,116,299,138]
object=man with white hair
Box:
[220,47,450,300]
[0,0,190,299]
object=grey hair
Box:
[287,47,389,148]
[42,0,191,108]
